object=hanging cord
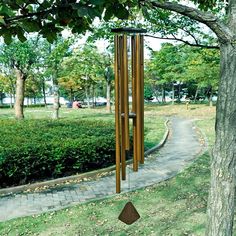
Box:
[128,154,131,192]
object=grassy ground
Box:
[0,104,217,235]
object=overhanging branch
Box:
[142,0,233,43]
[144,34,219,49]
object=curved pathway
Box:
[0,117,204,222]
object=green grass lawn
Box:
[0,104,217,235]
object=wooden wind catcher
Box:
[112,28,146,193]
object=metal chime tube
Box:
[140,35,145,164]
[131,35,138,172]
[115,35,121,193]
[123,35,130,154]
[119,36,126,181]
[135,35,142,163]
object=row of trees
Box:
[0,37,71,118]
[0,38,219,119]
[0,36,114,118]
[145,43,220,105]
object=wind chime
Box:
[112,27,146,194]
[112,27,146,225]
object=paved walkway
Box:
[0,117,204,222]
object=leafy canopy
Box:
[0,0,137,44]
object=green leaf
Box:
[88,7,102,19]
[3,33,12,45]
[21,20,41,32]
[104,6,114,21]
[16,28,27,42]
[77,7,89,17]
[141,7,150,21]
[0,16,6,25]
[90,0,105,5]
[45,32,57,43]
[0,5,14,17]
[16,0,25,4]
[115,5,129,19]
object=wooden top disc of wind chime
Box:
[111,27,147,34]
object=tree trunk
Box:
[206,43,236,236]
[15,69,26,119]
[162,85,166,103]
[0,92,3,105]
[42,78,47,107]
[85,86,90,108]
[10,93,13,108]
[194,86,199,103]
[177,83,181,102]
[106,80,111,113]
[209,88,213,107]
[92,84,95,108]
[70,88,73,104]
[172,83,175,105]
[52,85,60,119]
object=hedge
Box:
[0,119,117,188]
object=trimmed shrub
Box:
[0,119,116,188]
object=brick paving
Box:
[0,117,204,222]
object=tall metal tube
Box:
[140,35,145,164]
[135,35,141,163]
[131,35,138,171]
[119,36,126,180]
[115,35,121,193]
[123,35,130,151]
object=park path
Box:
[0,117,204,222]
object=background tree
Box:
[44,37,72,118]
[0,39,37,118]
[149,43,185,104]
[182,47,220,105]
[0,74,6,105]
[24,74,43,105]
[0,72,16,108]
[59,44,106,108]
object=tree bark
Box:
[162,85,166,103]
[52,85,60,119]
[194,86,199,103]
[70,88,73,104]
[106,79,111,113]
[85,86,90,108]
[42,78,47,107]
[177,83,181,102]
[15,69,26,119]
[206,43,236,236]
[209,88,213,107]
[0,92,3,105]
[10,93,13,108]
[172,83,175,105]
[92,84,95,108]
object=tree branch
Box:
[142,0,233,43]
[180,28,200,45]
[144,34,219,49]
[4,3,72,24]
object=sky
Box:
[62,29,165,60]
